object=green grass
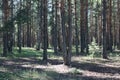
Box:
[0,66,82,80]
[13,48,42,58]
[0,69,84,80]
[0,67,47,80]
[0,47,55,58]
[0,47,120,59]
[0,47,83,80]
[0,47,120,80]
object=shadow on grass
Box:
[12,48,42,58]
[0,58,119,80]
[71,61,120,74]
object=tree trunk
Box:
[17,0,22,53]
[102,0,108,59]
[2,0,9,56]
[80,0,86,54]
[36,0,42,50]
[42,0,48,62]
[117,0,120,49]
[61,0,67,65]
[26,0,31,47]
[65,0,72,66]
[74,0,79,55]
[85,0,89,54]
[8,0,14,53]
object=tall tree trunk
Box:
[106,0,112,52]
[113,1,117,50]
[42,0,48,62]
[102,0,108,59]
[8,0,14,53]
[80,0,86,54]
[61,0,67,65]
[57,1,62,52]
[2,0,9,56]
[109,0,113,52]
[65,0,72,66]
[17,0,22,53]
[26,0,31,47]
[74,0,79,55]
[54,0,58,54]
[117,0,120,49]
[85,0,89,54]
[95,1,99,44]
[36,0,42,50]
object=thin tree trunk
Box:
[53,0,58,54]
[26,0,31,47]
[18,0,22,53]
[36,0,42,50]
[85,0,89,54]
[42,0,48,62]
[109,0,113,52]
[74,0,79,55]
[117,0,120,49]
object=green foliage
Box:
[8,48,42,58]
[109,52,120,57]
[0,20,14,32]
[15,8,29,25]
[0,8,29,32]
[89,38,101,57]
[0,47,54,58]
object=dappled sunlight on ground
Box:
[0,56,120,80]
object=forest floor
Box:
[0,48,120,80]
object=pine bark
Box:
[2,0,9,56]
[42,0,48,62]
[74,0,79,55]
[102,0,108,59]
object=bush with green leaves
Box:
[89,38,101,57]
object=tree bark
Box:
[2,0,9,56]
[102,0,108,59]
[74,0,79,55]
[42,0,48,62]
